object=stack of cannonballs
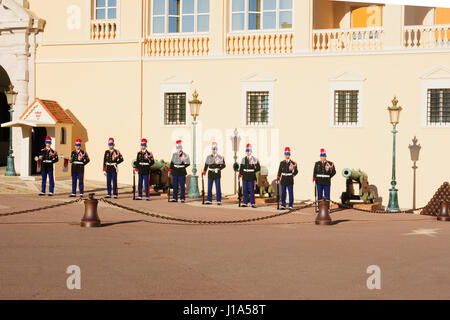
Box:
[421,182,450,216]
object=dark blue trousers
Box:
[207,178,221,203]
[243,180,255,205]
[72,172,84,195]
[138,174,149,198]
[281,184,294,207]
[106,172,118,196]
[41,170,54,194]
[172,175,186,201]
[317,184,330,200]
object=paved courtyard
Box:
[0,176,449,300]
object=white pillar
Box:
[19,126,31,178]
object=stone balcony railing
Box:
[226,32,294,55]
[90,19,119,40]
[403,24,450,49]
[312,27,384,52]
[145,34,210,57]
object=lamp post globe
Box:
[386,96,403,212]
[187,90,202,199]
[4,84,18,177]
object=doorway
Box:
[31,127,47,175]
[0,93,10,166]
[0,65,12,167]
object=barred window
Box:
[334,90,359,125]
[164,93,186,125]
[95,0,117,20]
[246,91,269,125]
[427,88,450,125]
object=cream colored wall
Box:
[29,0,91,42]
[35,61,141,184]
[29,0,142,42]
[138,54,450,208]
[35,53,450,207]
[30,0,450,208]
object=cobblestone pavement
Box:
[0,175,449,300]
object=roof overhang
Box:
[1,120,55,128]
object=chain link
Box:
[0,197,83,217]
[100,198,315,224]
[330,200,426,214]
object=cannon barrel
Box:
[342,168,367,181]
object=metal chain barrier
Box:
[0,197,83,217]
[100,198,315,224]
[0,194,428,222]
[329,200,426,214]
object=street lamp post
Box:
[231,128,241,194]
[4,84,18,176]
[386,96,403,213]
[187,90,202,199]
[408,136,421,210]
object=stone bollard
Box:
[81,193,101,227]
[437,202,449,221]
[315,200,332,225]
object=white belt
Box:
[208,168,220,173]
[139,162,150,166]
[43,160,53,163]
[243,169,255,172]
[281,173,293,176]
[73,161,84,165]
[174,165,185,168]
[316,174,330,178]
[106,162,117,166]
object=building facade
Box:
[1,0,449,207]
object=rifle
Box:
[132,168,136,200]
[276,179,280,210]
[167,172,171,202]
[314,181,318,213]
[238,177,242,207]
[201,173,205,205]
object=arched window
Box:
[60,127,66,144]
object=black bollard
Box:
[315,200,332,225]
[437,202,449,221]
[81,193,101,227]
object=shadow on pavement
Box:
[331,219,351,225]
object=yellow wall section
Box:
[435,7,450,24]
[351,5,382,28]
